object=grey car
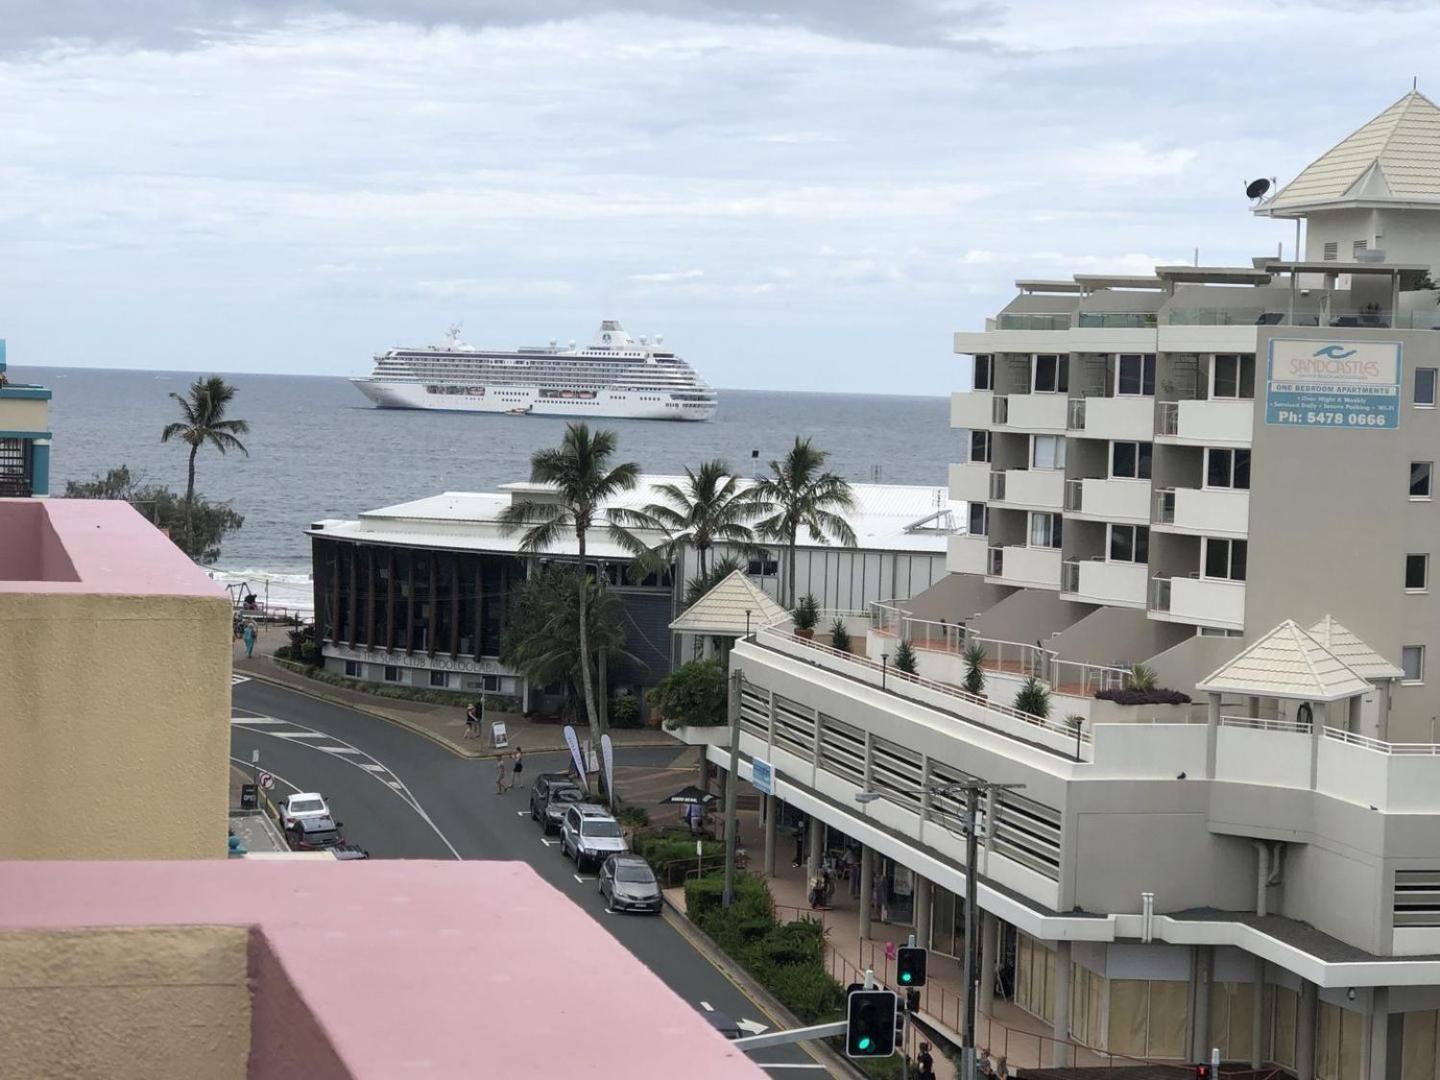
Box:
[538,784,586,835]
[598,854,662,914]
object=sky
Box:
[2,0,1436,395]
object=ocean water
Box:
[23,365,954,608]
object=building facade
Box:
[673,93,1440,1080]
[0,340,51,497]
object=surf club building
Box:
[306,476,962,704]
[670,92,1440,1080]
[0,340,52,498]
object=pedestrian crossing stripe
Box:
[231,674,251,685]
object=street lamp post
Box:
[882,653,889,690]
[722,665,745,908]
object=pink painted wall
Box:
[0,861,768,1079]
[247,928,352,1080]
[0,501,76,581]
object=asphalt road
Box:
[231,678,824,1075]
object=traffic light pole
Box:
[961,785,981,1080]
[722,666,742,908]
[732,968,877,1052]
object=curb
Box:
[661,897,869,1080]
[237,663,689,760]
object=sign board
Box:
[490,721,508,749]
[751,757,774,797]
[240,784,258,811]
[258,772,275,790]
[563,725,586,779]
[600,734,615,805]
[1265,339,1402,429]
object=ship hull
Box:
[349,378,716,421]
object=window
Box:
[1353,239,1368,257]
[1029,512,1062,549]
[1111,441,1153,480]
[482,674,501,693]
[1212,354,1249,399]
[1203,538,1247,582]
[969,430,992,464]
[1116,354,1156,396]
[383,665,400,683]
[1403,645,1425,683]
[1033,354,1069,393]
[968,503,988,536]
[1109,524,1150,564]
[1205,448,1251,489]
[344,660,361,678]
[747,555,778,577]
[430,670,450,689]
[1323,241,1338,261]
[974,355,994,391]
[1407,554,1429,592]
[1032,435,1067,470]
[1417,368,1437,407]
[1412,461,1433,499]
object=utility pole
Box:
[722,665,743,907]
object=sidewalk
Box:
[232,627,679,759]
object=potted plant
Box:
[792,594,820,640]
[893,638,917,675]
[830,617,852,652]
[963,642,987,697]
[1123,663,1157,692]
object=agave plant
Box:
[1014,676,1051,719]
[1123,663,1158,692]
[962,643,987,696]
[893,638,918,675]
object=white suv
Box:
[561,803,628,871]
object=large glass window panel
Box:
[1213,355,1241,398]
[1416,367,1437,408]
[1412,462,1433,498]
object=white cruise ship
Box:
[350,320,718,421]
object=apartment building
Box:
[672,93,1440,1080]
[0,340,51,498]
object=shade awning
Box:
[1197,619,1372,702]
[669,570,789,637]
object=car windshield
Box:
[582,820,622,838]
[615,865,654,884]
[290,799,324,814]
[553,789,584,803]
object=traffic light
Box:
[845,989,898,1058]
[1194,1065,1213,1080]
[896,945,928,988]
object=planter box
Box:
[665,724,732,746]
[1088,699,1196,725]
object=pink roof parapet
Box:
[0,859,767,1079]
[0,498,225,597]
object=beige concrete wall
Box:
[0,592,231,858]
[0,396,49,432]
[0,926,250,1080]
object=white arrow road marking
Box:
[736,1019,769,1035]
[273,731,330,739]
[516,810,530,817]
[573,874,593,884]
[700,1002,714,1012]
[231,716,286,725]
[231,675,251,685]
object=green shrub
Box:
[609,695,643,728]
[1014,676,1051,719]
[760,917,826,966]
[963,642,987,695]
[830,618,852,652]
[792,593,820,632]
[761,960,844,1023]
[653,659,728,727]
[637,832,725,886]
[684,871,772,931]
[892,638,917,675]
[616,804,650,829]
[1123,662,1158,691]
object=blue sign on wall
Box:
[751,757,774,796]
[1265,339,1402,429]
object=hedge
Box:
[634,830,726,886]
[1093,687,1192,705]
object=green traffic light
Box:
[900,972,912,983]
[858,1037,872,1051]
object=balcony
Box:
[1156,399,1253,447]
[992,468,1063,510]
[951,390,993,430]
[1064,477,1150,523]
[1061,558,1147,608]
[947,533,989,575]
[1153,487,1249,538]
[1149,573,1245,630]
[948,462,992,503]
[987,545,1062,589]
[997,393,1068,432]
[1069,395,1154,441]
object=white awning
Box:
[1197,620,1372,702]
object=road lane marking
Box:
[753,1065,827,1070]
[320,747,365,755]
[700,1001,714,1012]
[736,1019,769,1034]
[359,763,387,771]
[231,716,286,725]
[573,874,593,884]
[516,811,529,817]
[231,675,251,685]
[539,838,560,847]
[228,756,299,794]
[273,731,331,740]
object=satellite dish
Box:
[1245,178,1272,201]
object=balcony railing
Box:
[1219,715,1310,734]
[1164,307,1440,330]
[987,545,1004,576]
[1157,402,1179,437]
[996,313,1071,331]
[0,473,32,497]
[1154,488,1176,524]
[989,472,1007,501]
[1061,558,1080,594]
[1149,574,1172,613]
[1077,312,1157,329]
[1067,399,1086,431]
[992,396,1009,424]
[1064,479,1083,512]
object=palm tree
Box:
[747,436,858,607]
[498,423,642,771]
[160,376,249,554]
[636,460,760,581]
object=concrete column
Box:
[1251,958,1266,1069]
[1296,979,1318,1080]
[1245,695,1260,719]
[702,635,715,660]
[859,845,875,940]
[763,794,777,877]
[806,815,823,879]
[1051,940,1072,1067]
[979,912,999,1018]
[1206,693,1221,778]
[697,748,708,792]
[914,873,932,950]
[28,438,50,497]
[1191,946,1213,1064]
[1368,987,1389,1080]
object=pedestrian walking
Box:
[792,812,806,867]
[464,703,479,740]
[241,620,257,659]
[917,1043,936,1080]
[494,755,507,795]
[509,746,524,791]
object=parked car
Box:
[598,854,662,914]
[560,803,628,870]
[279,792,330,831]
[286,814,344,851]
[529,773,586,833]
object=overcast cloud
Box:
[2,1,1437,393]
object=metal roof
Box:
[1015,279,1084,294]
[669,570,788,636]
[1261,92,1440,215]
[1196,620,1372,702]
[1306,615,1405,681]
[1155,265,1274,286]
[1071,274,1164,291]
